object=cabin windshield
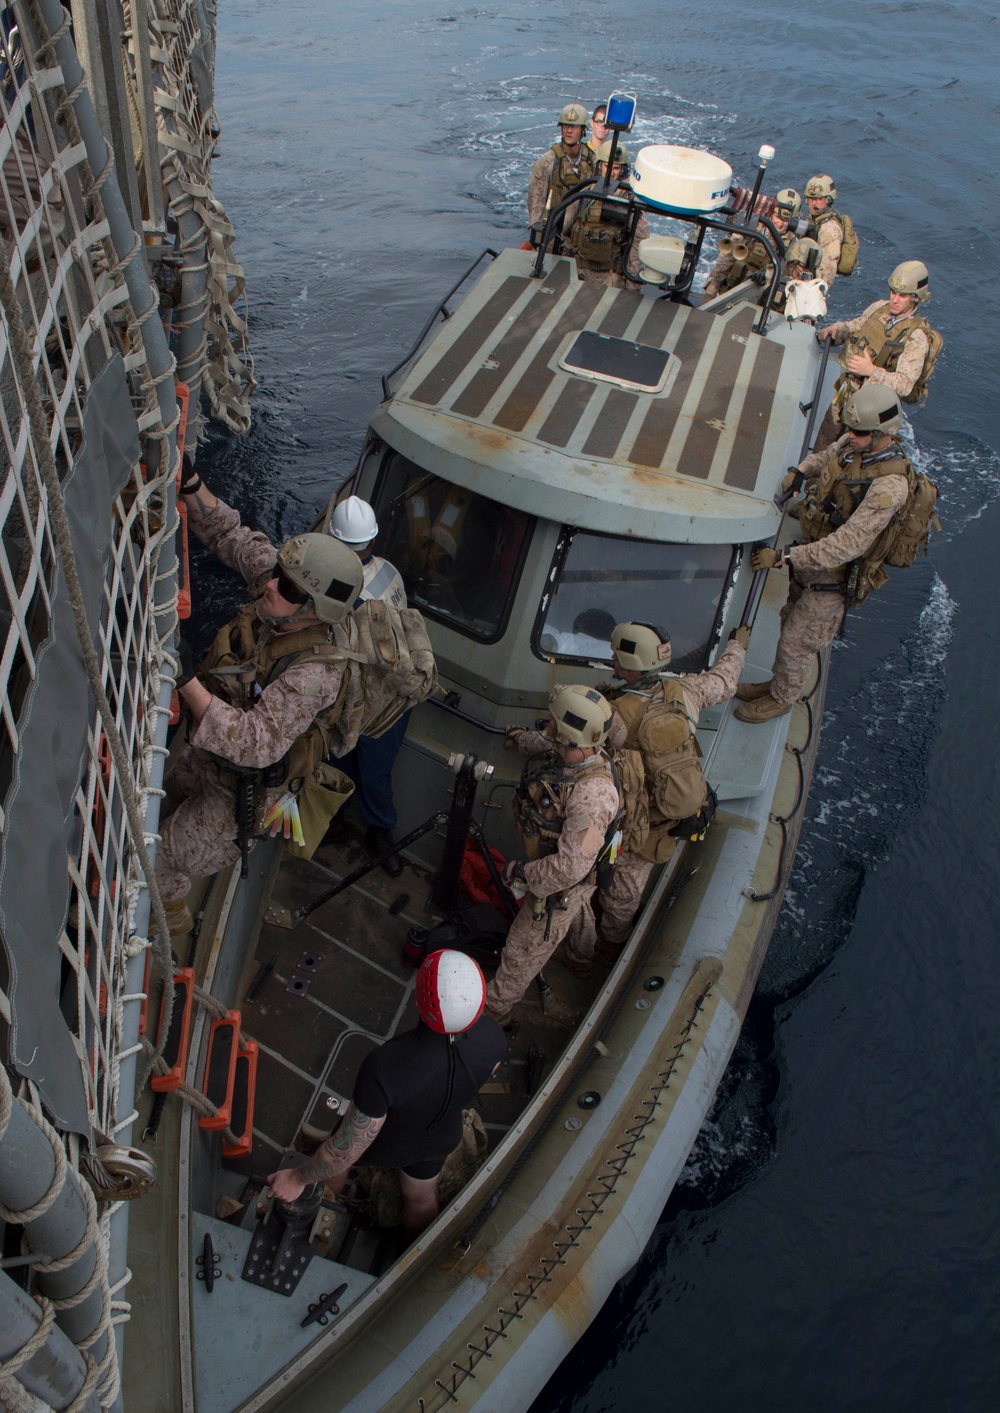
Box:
[535,530,734,672]
[373,453,533,642]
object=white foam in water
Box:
[683,567,959,1194]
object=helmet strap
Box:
[257,599,317,629]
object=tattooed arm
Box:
[267,1103,386,1204]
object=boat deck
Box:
[219,821,596,1223]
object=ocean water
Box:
[209,3,1000,1408]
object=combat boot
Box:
[735,678,774,702]
[553,942,593,979]
[162,899,194,936]
[735,693,793,724]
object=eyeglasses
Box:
[274,566,309,605]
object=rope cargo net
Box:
[0,0,178,1136]
[0,0,254,1390]
[123,0,255,434]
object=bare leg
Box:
[398,1171,440,1242]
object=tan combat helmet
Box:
[548,685,613,747]
[804,173,837,202]
[610,621,672,674]
[775,187,802,219]
[785,237,822,273]
[596,139,629,166]
[276,533,363,624]
[558,102,588,128]
[842,384,904,435]
[888,259,930,302]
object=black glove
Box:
[176,638,196,687]
[749,270,768,286]
[502,859,527,887]
[179,452,202,495]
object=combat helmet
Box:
[785,237,822,273]
[596,139,629,166]
[888,259,930,303]
[276,533,363,624]
[610,621,672,675]
[842,385,904,436]
[558,102,588,127]
[548,685,613,748]
[774,187,802,219]
[804,173,837,202]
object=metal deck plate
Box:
[191,1215,373,1413]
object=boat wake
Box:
[676,427,997,1207]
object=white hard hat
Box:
[330,495,378,546]
[416,950,486,1034]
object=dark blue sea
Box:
[207,2,1000,1408]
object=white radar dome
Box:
[630,145,733,216]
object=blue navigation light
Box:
[605,91,637,130]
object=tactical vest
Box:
[547,142,598,224]
[610,681,714,863]
[808,207,858,275]
[198,602,347,788]
[834,303,937,405]
[570,187,630,272]
[798,441,919,603]
[512,751,619,881]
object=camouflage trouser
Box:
[770,581,846,705]
[576,265,626,289]
[599,851,655,947]
[155,748,278,904]
[486,880,593,1014]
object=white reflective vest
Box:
[357,554,406,610]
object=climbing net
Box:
[122,0,255,434]
[0,0,180,1154]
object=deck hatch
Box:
[559,330,673,393]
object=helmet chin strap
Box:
[256,598,317,629]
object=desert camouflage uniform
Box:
[156,499,344,904]
[588,639,746,950]
[816,300,930,445]
[704,226,790,299]
[527,144,597,252]
[486,730,620,1014]
[768,436,910,706]
[811,211,844,288]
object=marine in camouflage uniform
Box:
[568,141,649,289]
[736,387,914,723]
[156,482,360,917]
[815,261,933,446]
[487,692,620,1023]
[802,175,855,288]
[586,630,747,957]
[703,189,800,299]
[527,104,597,254]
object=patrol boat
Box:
[120,115,839,1410]
[0,10,835,1399]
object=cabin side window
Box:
[534,530,735,672]
[372,453,534,643]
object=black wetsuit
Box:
[353,1017,507,1178]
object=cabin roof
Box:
[372,248,819,545]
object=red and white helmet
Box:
[416,950,486,1034]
